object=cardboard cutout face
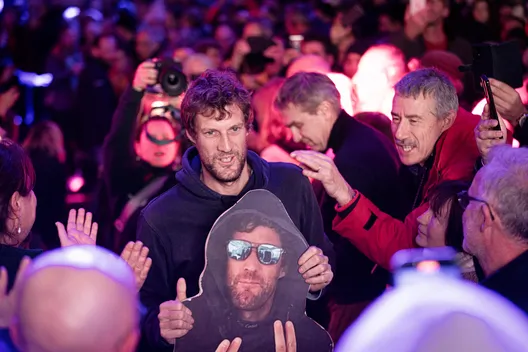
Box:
[175,189,333,352]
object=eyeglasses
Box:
[226,240,284,265]
[457,190,495,221]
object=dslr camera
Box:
[152,58,188,97]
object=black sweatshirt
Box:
[137,147,335,351]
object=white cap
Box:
[337,275,528,352]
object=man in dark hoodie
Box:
[176,189,333,352]
[136,69,335,352]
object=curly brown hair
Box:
[180,69,253,136]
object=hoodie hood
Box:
[176,146,270,201]
[186,190,310,337]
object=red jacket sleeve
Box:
[332,193,428,270]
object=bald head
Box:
[12,246,138,352]
[286,54,331,78]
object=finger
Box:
[90,222,98,243]
[299,253,323,275]
[477,119,499,131]
[128,241,143,267]
[167,309,195,325]
[120,242,134,261]
[215,340,232,352]
[302,263,329,280]
[481,104,490,120]
[301,169,322,180]
[161,318,194,331]
[478,130,504,140]
[83,212,93,235]
[305,272,330,285]
[137,258,152,290]
[0,267,7,295]
[488,78,511,95]
[227,338,242,352]
[285,321,296,352]
[136,246,149,269]
[159,301,193,317]
[67,209,76,232]
[56,222,68,246]
[274,320,287,352]
[177,277,187,301]
[76,208,85,231]
[298,246,320,266]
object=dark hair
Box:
[197,210,307,336]
[428,180,470,252]
[181,69,253,136]
[0,140,36,243]
[274,72,341,115]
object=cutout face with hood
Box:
[176,189,333,352]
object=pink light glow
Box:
[68,175,85,193]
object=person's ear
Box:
[318,101,334,122]
[279,266,286,279]
[441,111,456,132]
[10,191,21,216]
[185,130,196,144]
[480,204,494,234]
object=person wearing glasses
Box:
[460,145,528,314]
[176,190,333,352]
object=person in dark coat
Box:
[97,61,186,253]
[136,70,335,352]
[274,71,413,342]
[461,145,528,314]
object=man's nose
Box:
[218,133,232,152]
[393,121,409,141]
[243,250,261,271]
[291,128,302,143]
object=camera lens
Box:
[167,74,178,86]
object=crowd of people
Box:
[0,0,528,351]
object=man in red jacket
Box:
[291,68,481,270]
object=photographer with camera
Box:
[98,59,188,253]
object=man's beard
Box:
[229,272,275,311]
[202,150,247,183]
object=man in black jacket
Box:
[274,72,412,343]
[461,145,528,315]
[136,69,335,351]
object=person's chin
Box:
[397,147,422,166]
[415,234,426,247]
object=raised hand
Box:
[475,104,507,164]
[290,150,354,207]
[132,61,158,92]
[158,278,194,344]
[120,241,153,292]
[298,247,333,292]
[56,208,98,247]
[0,257,31,327]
